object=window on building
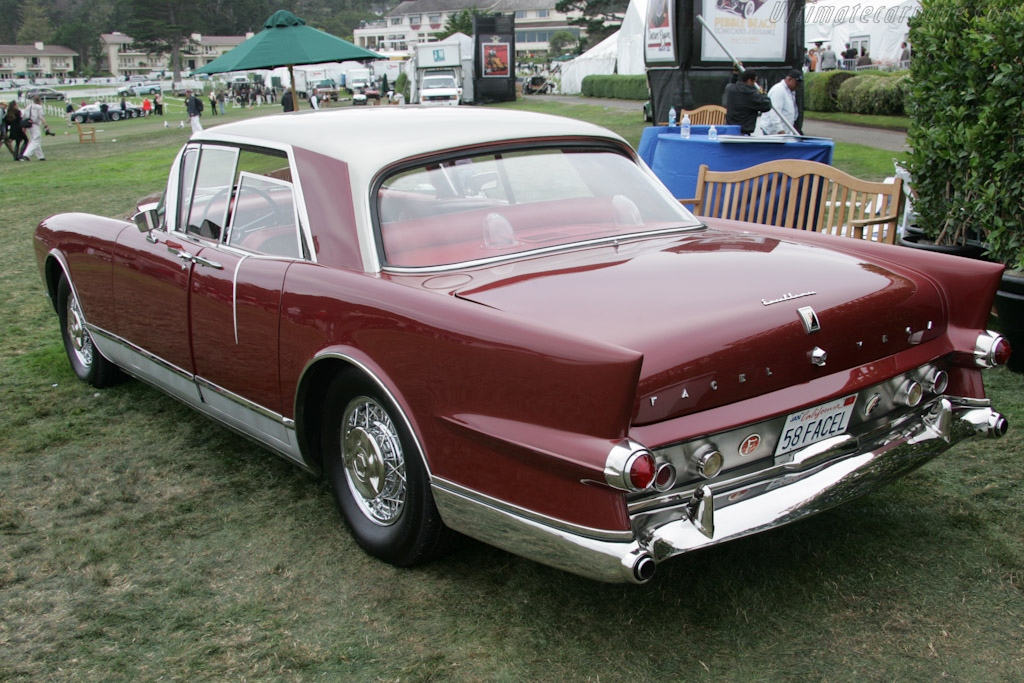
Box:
[391,17,402,25]
[409,14,420,24]
[428,14,441,24]
[515,11,527,19]
[538,10,549,17]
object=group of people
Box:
[806,42,879,71]
[2,96,49,161]
[724,69,803,137]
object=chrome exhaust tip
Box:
[632,554,657,583]
[960,407,1009,438]
[990,414,1009,438]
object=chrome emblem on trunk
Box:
[761,291,816,306]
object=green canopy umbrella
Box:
[193,9,382,109]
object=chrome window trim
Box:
[178,133,317,264]
[380,225,707,274]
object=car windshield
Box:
[377,147,701,268]
[423,77,456,89]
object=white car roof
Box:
[196,107,629,179]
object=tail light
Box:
[974,331,1011,368]
[605,440,657,492]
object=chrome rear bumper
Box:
[432,398,1006,584]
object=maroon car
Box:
[34,108,1010,583]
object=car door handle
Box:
[166,246,223,270]
[193,254,223,269]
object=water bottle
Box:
[708,124,718,141]
[668,107,676,128]
[680,113,691,139]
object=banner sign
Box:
[699,0,789,63]
[482,42,510,77]
[645,0,677,64]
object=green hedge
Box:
[835,73,909,116]
[804,71,856,112]
[580,74,648,100]
[907,0,1024,264]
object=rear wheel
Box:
[57,274,122,388]
[110,111,121,121]
[322,375,450,566]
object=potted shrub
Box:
[905,0,1024,369]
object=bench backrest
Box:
[687,159,903,244]
[659,104,727,127]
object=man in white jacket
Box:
[757,70,802,136]
[21,96,47,160]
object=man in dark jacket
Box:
[724,70,772,135]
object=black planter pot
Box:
[897,232,988,260]
[995,271,1024,374]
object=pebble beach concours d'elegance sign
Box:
[700,0,789,63]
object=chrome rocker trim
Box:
[432,398,1006,584]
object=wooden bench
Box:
[75,122,96,143]
[660,104,727,126]
[680,159,903,244]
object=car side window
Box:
[226,173,300,258]
[177,148,199,234]
[183,146,239,240]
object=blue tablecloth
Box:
[638,127,835,200]
[637,125,741,166]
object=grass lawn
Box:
[2,101,1022,681]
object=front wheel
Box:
[57,274,122,387]
[322,375,451,566]
[110,111,121,121]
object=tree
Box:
[554,0,628,49]
[125,0,202,81]
[17,0,54,44]
[548,30,578,57]
[436,9,489,42]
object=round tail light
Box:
[605,440,658,492]
[975,332,1011,368]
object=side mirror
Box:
[132,201,161,234]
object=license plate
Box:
[774,394,858,456]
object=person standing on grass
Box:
[185,90,203,134]
[1,101,22,160]
[154,92,164,116]
[65,100,74,126]
[21,96,46,161]
[209,90,218,116]
[142,98,152,117]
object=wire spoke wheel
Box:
[322,374,452,566]
[65,289,94,369]
[341,397,407,525]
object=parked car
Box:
[418,74,461,106]
[34,108,1011,584]
[313,79,339,102]
[117,83,162,96]
[24,87,65,101]
[70,102,143,123]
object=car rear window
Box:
[377,148,700,268]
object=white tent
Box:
[557,0,648,94]
[616,0,649,76]
[558,31,619,94]
[804,0,919,66]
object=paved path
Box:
[529,94,908,152]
